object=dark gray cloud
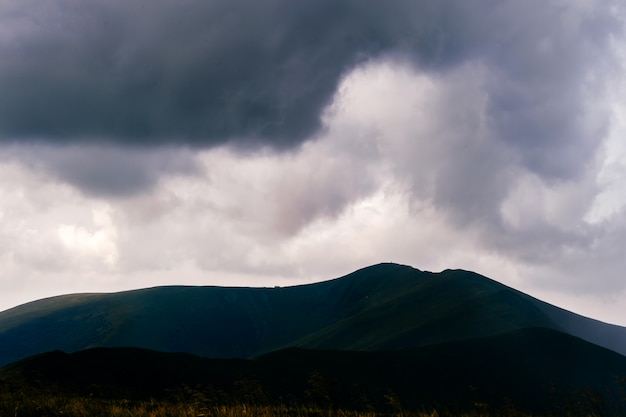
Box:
[0,0,392,148]
[3,144,200,196]
[0,0,546,150]
[0,0,617,156]
[0,0,621,202]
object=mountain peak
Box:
[1,264,626,367]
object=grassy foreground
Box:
[0,395,533,417]
[0,388,611,417]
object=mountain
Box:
[1,263,626,367]
[2,327,626,415]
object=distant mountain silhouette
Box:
[1,263,626,367]
[2,327,626,415]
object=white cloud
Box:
[586,34,626,224]
[57,206,118,267]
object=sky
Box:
[1,0,626,326]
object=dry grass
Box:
[0,385,615,417]
[0,392,528,417]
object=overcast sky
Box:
[1,0,626,325]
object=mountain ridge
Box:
[1,263,625,367]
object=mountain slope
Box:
[1,263,625,366]
[2,328,626,415]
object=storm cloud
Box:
[0,0,408,147]
[3,144,201,196]
[0,0,615,154]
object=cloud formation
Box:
[2,145,201,196]
[0,0,391,147]
[0,0,620,201]
[0,0,615,152]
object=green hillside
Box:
[1,263,625,366]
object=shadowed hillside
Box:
[1,263,626,366]
[2,327,626,416]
